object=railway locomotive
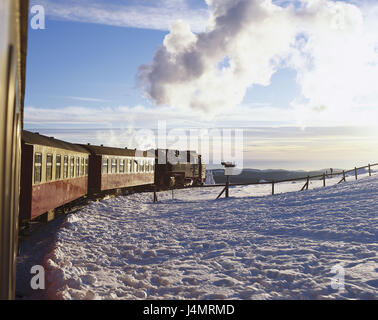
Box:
[19,131,206,224]
[154,149,205,187]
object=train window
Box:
[85,158,88,176]
[70,157,75,177]
[34,153,42,184]
[119,159,125,173]
[111,158,117,173]
[80,157,85,176]
[128,159,133,173]
[102,158,108,174]
[76,157,80,177]
[56,155,61,179]
[46,154,53,181]
[63,156,68,178]
[126,159,130,173]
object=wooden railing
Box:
[202,163,378,199]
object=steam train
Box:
[19,131,206,225]
[1,1,206,299]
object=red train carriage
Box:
[80,144,155,194]
[19,131,90,223]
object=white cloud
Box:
[25,98,378,130]
[32,0,209,32]
[24,104,212,127]
[288,0,378,127]
[65,96,110,102]
[138,0,378,126]
[138,0,297,114]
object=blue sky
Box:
[25,14,298,115]
[26,0,300,117]
[25,20,166,109]
[24,0,378,170]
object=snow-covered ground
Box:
[18,173,377,300]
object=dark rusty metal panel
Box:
[101,173,154,191]
[31,176,88,219]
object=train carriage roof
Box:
[22,131,90,154]
[79,144,154,158]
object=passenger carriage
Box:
[80,144,155,194]
[20,131,90,223]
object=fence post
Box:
[216,186,226,200]
[355,167,358,180]
[300,177,310,191]
[272,181,275,195]
[338,171,345,184]
[323,173,326,187]
[368,164,371,176]
[225,175,230,198]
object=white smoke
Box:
[138,0,378,121]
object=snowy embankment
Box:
[43,174,377,300]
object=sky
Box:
[24,0,378,170]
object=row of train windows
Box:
[102,158,154,174]
[34,153,88,184]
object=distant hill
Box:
[210,168,344,184]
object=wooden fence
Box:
[206,163,378,199]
